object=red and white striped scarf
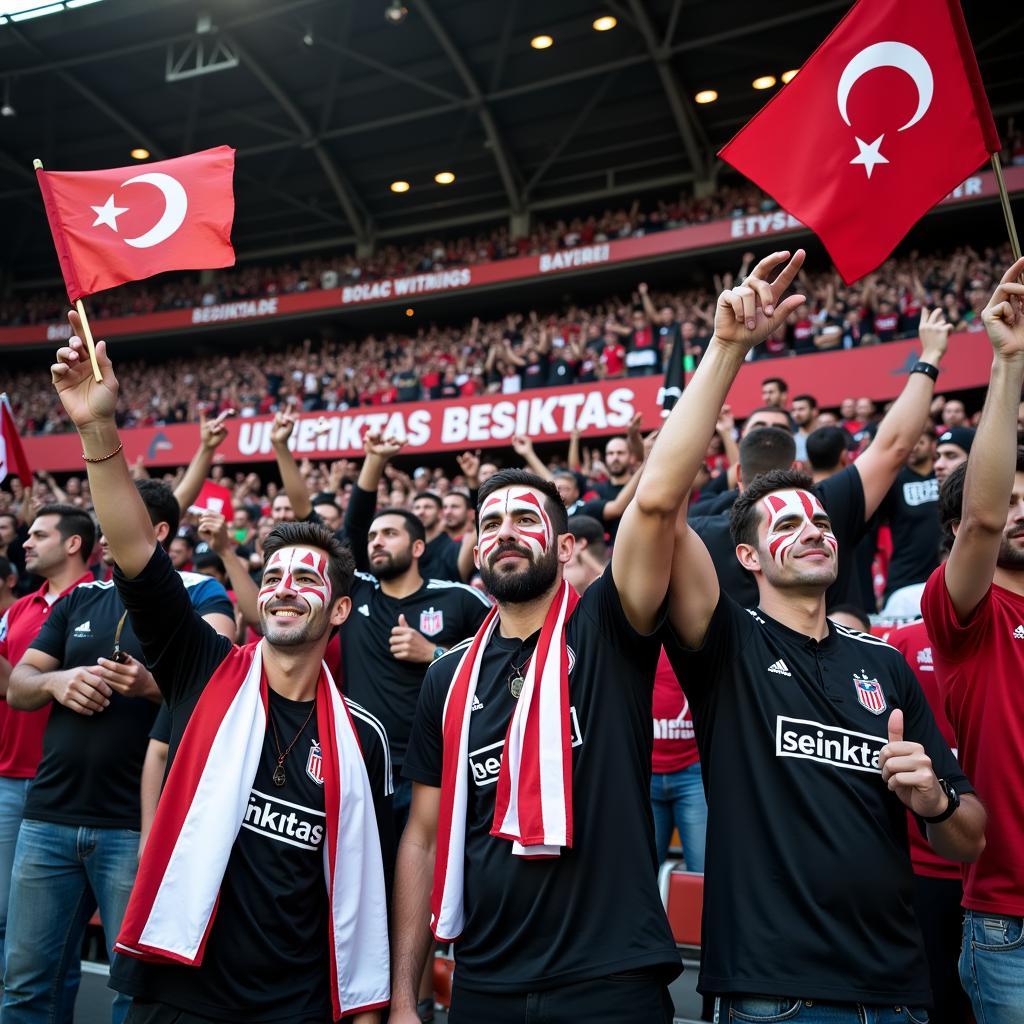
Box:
[115,640,389,1020]
[432,579,580,942]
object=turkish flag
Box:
[35,146,235,302]
[0,394,33,487]
[719,0,999,283]
[188,480,234,524]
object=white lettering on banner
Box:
[191,298,279,324]
[238,409,435,456]
[539,244,611,273]
[946,175,982,200]
[340,268,472,306]
[729,211,804,239]
[440,388,636,445]
[47,323,74,341]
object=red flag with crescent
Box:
[35,146,236,302]
[718,0,999,283]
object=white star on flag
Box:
[91,194,129,231]
[850,134,889,178]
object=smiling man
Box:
[44,313,393,1024]
[659,260,986,1022]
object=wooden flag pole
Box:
[32,157,102,383]
[991,152,1022,263]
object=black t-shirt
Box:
[403,566,681,992]
[26,572,232,829]
[108,545,394,1022]
[547,354,577,387]
[689,487,738,519]
[340,573,491,768]
[394,372,420,403]
[689,472,729,515]
[521,353,549,389]
[880,467,940,598]
[664,595,971,1003]
[691,467,867,612]
[592,479,625,502]
[419,532,462,583]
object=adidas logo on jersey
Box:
[1014,625,1024,640]
[767,659,791,676]
[471,695,485,712]
[358,604,370,617]
[73,620,92,635]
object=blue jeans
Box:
[715,997,930,1024]
[650,762,707,870]
[0,776,32,972]
[959,911,1024,1024]
[2,820,139,1024]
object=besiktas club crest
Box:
[420,606,444,636]
[305,739,324,785]
[853,671,886,715]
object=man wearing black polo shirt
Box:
[44,318,393,1024]
[659,274,985,1021]
[340,506,491,833]
[390,250,812,1024]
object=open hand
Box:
[982,256,1024,360]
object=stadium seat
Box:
[658,862,704,949]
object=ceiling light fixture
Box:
[390,180,410,193]
[695,89,718,104]
[592,16,616,31]
[9,3,63,20]
[384,1,407,25]
[530,34,553,50]
[434,171,455,185]
[405,308,415,317]
[1,79,13,118]
[752,75,777,90]
[780,69,798,84]
[130,147,150,160]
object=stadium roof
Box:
[1,0,1020,282]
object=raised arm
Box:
[638,281,658,324]
[198,510,260,628]
[851,308,951,517]
[51,311,155,577]
[344,430,406,571]
[270,403,314,521]
[173,409,235,513]
[511,435,553,481]
[613,250,806,633]
[944,257,1024,619]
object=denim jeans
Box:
[715,996,930,1024]
[0,776,32,972]
[2,819,139,1024]
[959,910,1024,1024]
[650,762,707,870]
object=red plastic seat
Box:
[659,862,703,948]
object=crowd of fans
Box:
[1,241,1016,438]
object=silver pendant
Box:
[509,675,524,699]
[273,763,286,787]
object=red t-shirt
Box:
[652,649,699,774]
[0,572,94,778]
[921,563,1024,914]
[600,343,626,377]
[886,620,962,881]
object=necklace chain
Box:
[268,696,317,786]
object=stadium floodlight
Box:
[1,78,13,118]
[9,3,63,20]
[384,1,407,25]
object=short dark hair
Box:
[478,469,569,537]
[443,490,471,509]
[0,555,15,582]
[806,426,851,471]
[0,512,17,528]
[412,491,443,511]
[34,503,96,560]
[829,604,871,631]
[739,427,796,481]
[567,514,607,561]
[792,393,818,409]
[730,469,815,547]
[761,376,788,392]
[312,494,341,515]
[262,521,355,602]
[135,480,180,549]
[744,405,796,432]
[372,506,427,545]
[171,533,194,551]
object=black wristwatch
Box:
[910,361,939,382]
[923,778,960,824]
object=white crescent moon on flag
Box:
[837,41,934,132]
[121,173,188,249]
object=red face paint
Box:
[762,489,837,567]
[258,546,332,617]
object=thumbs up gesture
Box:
[879,709,947,818]
[389,612,436,664]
